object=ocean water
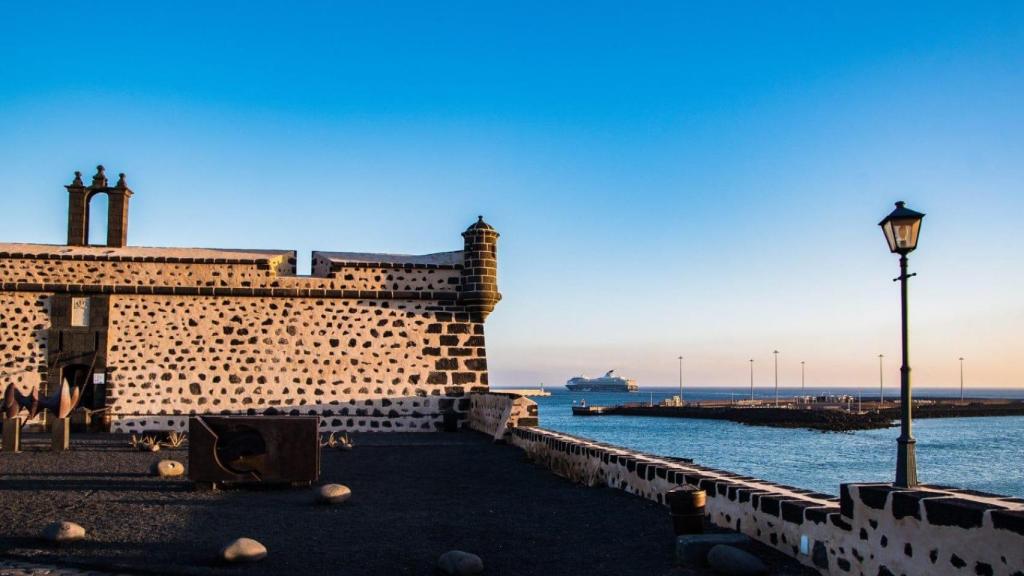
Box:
[531,387,1024,497]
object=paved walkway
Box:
[1,432,817,575]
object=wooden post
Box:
[2,417,22,453]
[52,417,70,451]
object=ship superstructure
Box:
[565,370,638,392]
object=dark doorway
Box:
[61,363,104,410]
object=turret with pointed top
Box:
[461,216,501,321]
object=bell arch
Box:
[66,165,133,247]
[86,191,110,246]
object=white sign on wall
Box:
[93,373,105,385]
[70,297,90,327]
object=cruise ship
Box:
[565,370,638,392]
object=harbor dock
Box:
[571,396,1024,431]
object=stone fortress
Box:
[0,166,501,433]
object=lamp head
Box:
[879,201,925,254]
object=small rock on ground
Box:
[150,460,184,477]
[437,550,484,575]
[317,483,352,504]
[41,521,86,543]
[707,544,769,576]
[676,532,751,566]
[221,537,267,563]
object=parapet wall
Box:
[508,427,1024,576]
[0,245,462,300]
[837,483,1024,576]
[466,392,538,440]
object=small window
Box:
[71,297,90,327]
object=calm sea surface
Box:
[528,387,1024,498]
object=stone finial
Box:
[91,165,108,188]
[69,171,84,187]
[116,173,127,189]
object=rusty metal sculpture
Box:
[3,382,41,421]
[189,415,320,489]
[2,371,88,422]
[2,351,97,451]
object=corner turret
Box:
[461,216,501,321]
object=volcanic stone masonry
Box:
[0,166,501,433]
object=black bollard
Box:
[666,486,706,535]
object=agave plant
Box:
[161,431,187,449]
[139,434,160,452]
[337,432,354,451]
[320,432,338,449]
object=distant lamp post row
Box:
[879,200,925,489]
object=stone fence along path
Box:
[504,423,1024,576]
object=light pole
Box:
[749,359,754,402]
[879,200,925,489]
[959,357,965,402]
[678,356,684,405]
[801,361,805,393]
[773,350,780,407]
[878,354,884,404]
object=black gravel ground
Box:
[0,432,818,576]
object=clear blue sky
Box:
[2,2,1022,390]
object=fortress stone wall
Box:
[0,166,500,432]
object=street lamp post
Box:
[749,359,754,402]
[879,354,884,404]
[959,357,965,402]
[678,356,684,405]
[879,200,925,489]
[773,350,780,407]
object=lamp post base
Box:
[895,437,918,488]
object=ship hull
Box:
[565,383,638,392]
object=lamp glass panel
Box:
[882,222,898,252]
[893,219,921,251]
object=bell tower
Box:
[66,165,133,247]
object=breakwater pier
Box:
[572,397,1024,431]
